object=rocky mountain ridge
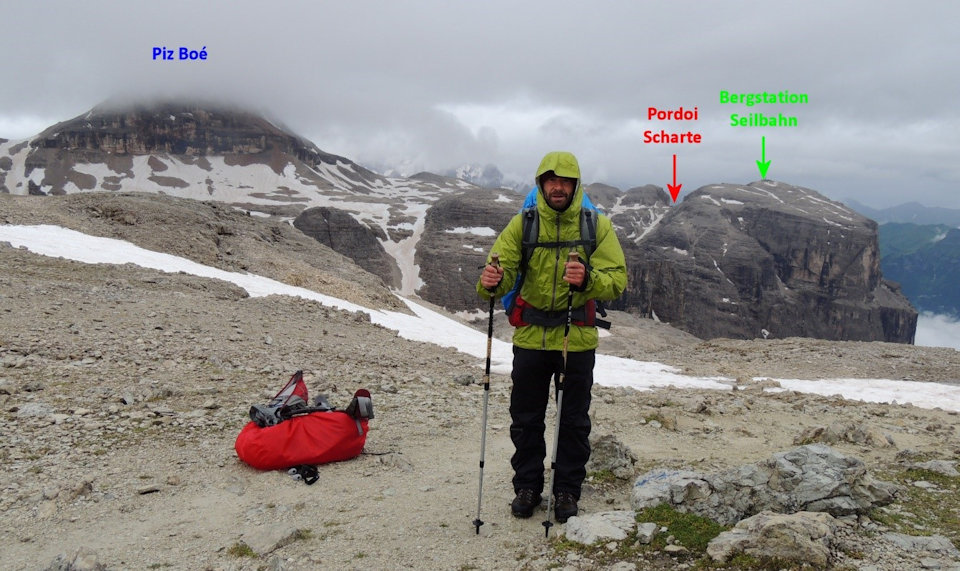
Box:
[0,101,916,343]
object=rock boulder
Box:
[706,511,839,566]
[630,444,899,525]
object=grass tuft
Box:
[871,466,960,545]
[637,504,728,554]
[226,541,256,558]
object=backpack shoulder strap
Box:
[519,206,539,271]
[579,208,597,261]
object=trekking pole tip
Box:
[473,518,483,534]
[542,519,553,538]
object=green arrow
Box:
[756,136,771,178]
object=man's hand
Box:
[480,263,504,290]
[563,259,585,288]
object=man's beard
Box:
[549,193,572,210]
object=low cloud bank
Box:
[915,312,960,350]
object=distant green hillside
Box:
[848,200,960,226]
[879,223,953,258]
[880,223,960,317]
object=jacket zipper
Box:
[542,211,562,349]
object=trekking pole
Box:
[543,250,580,538]
[474,253,499,535]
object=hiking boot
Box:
[554,491,578,523]
[511,489,542,518]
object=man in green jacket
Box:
[477,151,627,523]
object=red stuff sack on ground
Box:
[234,411,368,471]
[235,372,373,471]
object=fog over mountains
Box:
[0,100,929,344]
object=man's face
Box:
[542,174,576,210]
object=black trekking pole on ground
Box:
[543,251,579,538]
[474,253,499,535]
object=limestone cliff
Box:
[618,180,916,342]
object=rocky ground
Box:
[2,192,960,570]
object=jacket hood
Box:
[535,151,582,215]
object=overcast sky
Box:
[2,1,958,208]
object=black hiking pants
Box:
[509,346,594,500]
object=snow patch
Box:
[799,191,853,215]
[28,167,45,185]
[768,378,960,412]
[637,211,666,241]
[714,259,735,285]
[738,186,784,204]
[61,181,85,194]
[445,227,496,237]
[380,203,429,295]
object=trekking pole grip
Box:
[484,253,500,293]
[564,250,579,283]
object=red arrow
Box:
[667,154,682,202]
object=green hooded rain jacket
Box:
[477,151,627,351]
